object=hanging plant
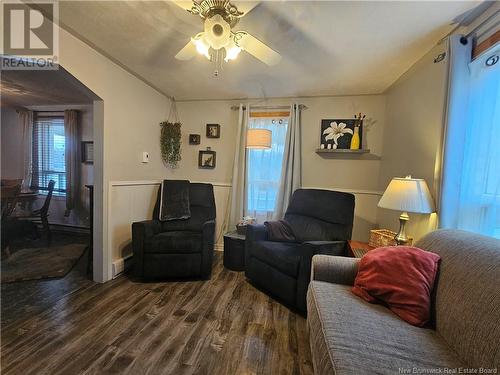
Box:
[160,121,182,168]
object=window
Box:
[32,115,66,196]
[246,116,288,222]
[455,46,500,238]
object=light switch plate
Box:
[142,152,150,163]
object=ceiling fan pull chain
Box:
[212,48,224,77]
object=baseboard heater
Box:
[112,254,133,279]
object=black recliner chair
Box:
[132,183,216,279]
[245,189,355,313]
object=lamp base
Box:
[394,212,410,246]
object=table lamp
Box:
[378,176,435,245]
[246,129,272,149]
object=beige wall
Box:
[1,106,24,179]
[57,27,170,281]
[377,42,449,241]
[173,95,387,242]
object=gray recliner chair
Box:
[132,183,216,279]
[245,189,355,313]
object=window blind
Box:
[31,115,66,195]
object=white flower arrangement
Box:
[322,121,353,149]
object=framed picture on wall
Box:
[320,119,362,150]
[81,141,94,164]
[206,124,220,138]
[198,149,216,169]
[189,134,201,145]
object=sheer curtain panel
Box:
[246,116,288,222]
[19,110,33,192]
[273,104,302,219]
[64,110,79,216]
[222,104,249,238]
[456,44,500,238]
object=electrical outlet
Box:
[142,152,150,163]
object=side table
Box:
[223,231,246,271]
[347,240,375,258]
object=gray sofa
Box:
[307,229,500,374]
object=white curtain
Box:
[246,116,288,223]
[221,104,249,238]
[439,35,472,228]
[19,110,33,192]
[64,110,79,216]
[273,104,302,219]
[455,44,500,238]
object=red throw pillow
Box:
[352,246,440,327]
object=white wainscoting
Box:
[108,180,231,278]
[108,181,382,278]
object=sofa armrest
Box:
[246,224,268,242]
[201,219,216,278]
[202,219,216,244]
[311,255,360,285]
[132,220,161,242]
[132,220,162,277]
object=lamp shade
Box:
[246,129,272,149]
[378,176,435,214]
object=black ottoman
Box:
[223,231,245,271]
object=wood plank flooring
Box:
[1,233,92,327]
[1,253,314,375]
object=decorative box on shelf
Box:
[369,229,413,248]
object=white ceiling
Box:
[1,65,99,107]
[59,1,478,100]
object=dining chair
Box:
[14,180,56,246]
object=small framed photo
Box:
[198,150,216,169]
[206,124,220,138]
[189,134,201,145]
[81,141,94,164]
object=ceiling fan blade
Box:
[175,40,196,60]
[234,1,260,17]
[235,31,281,66]
[170,0,195,12]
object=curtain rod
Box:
[465,9,500,38]
[439,8,499,44]
[15,110,64,113]
[230,104,308,111]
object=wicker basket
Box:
[369,229,413,248]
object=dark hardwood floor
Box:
[1,232,92,327]
[1,252,314,375]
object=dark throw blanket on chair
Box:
[264,220,297,242]
[159,180,191,221]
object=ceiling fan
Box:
[173,0,281,76]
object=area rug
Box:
[1,244,87,283]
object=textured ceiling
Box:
[1,66,99,107]
[58,1,478,100]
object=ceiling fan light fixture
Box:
[204,14,231,50]
[191,34,210,60]
[174,0,282,74]
[224,39,241,62]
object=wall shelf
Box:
[316,148,370,154]
[315,148,380,160]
